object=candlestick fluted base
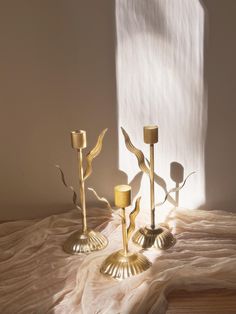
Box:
[132,225,176,250]
[100,249,151,280]
[63,230,108,254]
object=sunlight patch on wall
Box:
[116,0,206,220]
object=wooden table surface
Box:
[167,289,236,314]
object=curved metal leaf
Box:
[88,187,112,210]
[88,187,122,218]
[83,128,107,181]
[127,197,141,241]
[121,127,150,175]
[147,160,175,205]
[55,165,82,213]
[155,171,195,207]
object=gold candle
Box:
[143,125,158,144]
[71,130,87,149]
[114,185,131,208]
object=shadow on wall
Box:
[170,162,184,208]
[202,0,236,211]
[117,0,236,213]
[0,0,123,219]
[116,0,206,211]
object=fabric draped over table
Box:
[0,207,236,314]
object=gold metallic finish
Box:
[83,128,107,180]
[77,149,87,233]
[145,125,157,230]
[127,197,141,241]
[100,194,151,280]
[121,208,128,254]
[100,250,151,280]
[114,185,131,208]
[88,187,112,210]
[71,130,87,149]
[62,129,108,255]
[150,143,155,229]
[63,230,108,254]
[143,125,158,144]
[55,165,81,212]
[121,127,150,175]
[121,126,176,251]
[132,225,176,250]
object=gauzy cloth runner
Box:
[0,207,236,314]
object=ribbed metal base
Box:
[63,230,108,254]
[100,249,151,280]
[132,225,176,250]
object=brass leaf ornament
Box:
[55,164,82,213]
[127,197,141,241]
[87,187,112,211]
[121,127,150,175]
[83,128,108,181]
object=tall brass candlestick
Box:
[72,130,87,233]
[100,185,151,280]
[62,129,108,254]
[121,126,176,250]
[143,126,158,229]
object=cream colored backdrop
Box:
[0,0,236,219]
[0,0,122,219]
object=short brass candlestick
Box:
[121,126,176,250]
[100,185,151,280]
[63,129,108,254]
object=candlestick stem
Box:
[176,182,179,207]
[150,144,155,229]
[77,149,87,233]
[121,208,128,255]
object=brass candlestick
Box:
[144,126,158,229]
[63,129,108,254]
[121,126,176,250]
[100,185,151,280]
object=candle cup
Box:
[114,185,131,208]
[143,125,158,144]
[71,130,87,149]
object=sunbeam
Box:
[116,0,206,222]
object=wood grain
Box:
[167,289,236,314]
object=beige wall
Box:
[203,0,236,211]
[0,0,236,219]
[0,0,123,219]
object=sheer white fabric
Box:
[0,207,236,313]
